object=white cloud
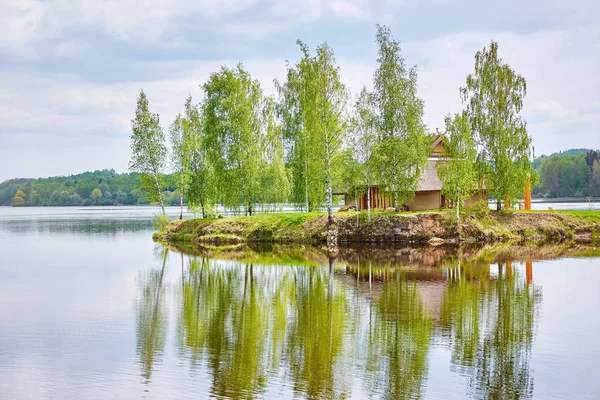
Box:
[331,0,369,19]
[1,0,599,180]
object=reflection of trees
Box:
[136,248,169,381]
[180,258,270,398]
[440,261,542,399]
[286,260,348,399]
[176,254,434,399]
[171,248,543,399]
[364,271,433,400]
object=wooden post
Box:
[524,178,531,210]
[526,261,533,284]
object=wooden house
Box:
[339,130,487,211]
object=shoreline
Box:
[154,210,600,247]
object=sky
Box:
[1,0,599,182]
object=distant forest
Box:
[0,169,182,207]
[2,148,599,207]
[533,148,600,198]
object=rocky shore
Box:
[154,210,600,247]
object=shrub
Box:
[467,199,490,218]
[152,213,170,231]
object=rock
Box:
[326,224,339,255]
[428,237,445,246]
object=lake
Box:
[1,206,599,399]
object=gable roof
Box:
[430,128,446,158]
[417,159,443,191]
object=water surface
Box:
[0,207,599,399]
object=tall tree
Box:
[185,98,216,218]
[349,87,378,221]
[259,97,292,210]
[278,41,347,222]
[130,91,168,215]
[437,113,478,224]
[202,64,264,216]
[371,25,430,209]
[276,65,314,211]
[169,95,197,219]
[310,42,348,224]
[460,40,534,209]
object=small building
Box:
[340,130,487,211]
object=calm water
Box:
[1,207,599,399]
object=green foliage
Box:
[130,90,168,214]
[437,113,478,216]
[152,213,170,231]
[370,25,430,206]
[91,188,102,203]
[468,199,491,217]
[12,190,25,206]
[0,169,169,207]
[461,40,534,207]
[532,149,600,197]
[202,64,291,216]
[276,41,348,220]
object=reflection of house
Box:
[338,261,530,320]
[338,130,487,211]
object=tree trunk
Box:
[153,172,165,215]
[456,198,460,232]
[179,180,184,220]
[355,194,359,227]
[248,204,253,217]
[367,185,371,222]
[305,159,309,212]
[201,203,205,219]
[325,144,333,225]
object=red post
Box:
[526,261,533,284]
[524,178,531,211]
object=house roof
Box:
[417,159,443,191]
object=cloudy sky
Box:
[1,0,599,181]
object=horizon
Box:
[2,1,599,182]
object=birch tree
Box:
[311,43,348,224]
[130,90,168,215]
[185,98,215,218]
[460,40,534,209]
[260,97,292,210]
[437,113,478,225]
[169,96,197,219]
[276,53,321,211]
[371,25,430,209]
[202,64,264,216]
[278,41,347,222]
[349,87,378,221]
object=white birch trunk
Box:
[367,185,371,222]
[179,173,184,220]
[154,171,165,215]
[325,141,333,225]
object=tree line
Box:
[0,169,187,207]
[131,25,535,221]
[533,149,600,198]
[5,26,536,215]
